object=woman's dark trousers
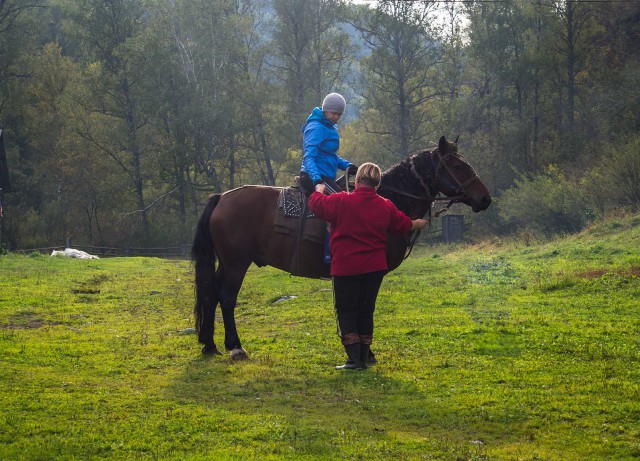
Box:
[333,270,385,369]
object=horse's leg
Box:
[200,265,226,355]
[194,254,223,356]
[218,262,251,360]
[195,263,223,356]
[205,185,281,360]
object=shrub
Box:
[598,137,640,210]
[497,165,594,236]
[581,136,640,216]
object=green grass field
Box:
[1,213,639,460]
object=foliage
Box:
[497,165,593,236]
[1,212,639,459]
[497,136,640,238]
[1,0,640,249]
[353,0,442,160]
[583,136,640,214]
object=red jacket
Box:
[308,186,412,276]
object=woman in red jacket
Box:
[308,163,428,370]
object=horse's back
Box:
[210,186,281,268]
[210,185,328,278]
[213,185,281,221]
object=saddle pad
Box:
[274,187,324,245]
[280,187,315,218]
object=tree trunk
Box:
[123,76,149,235]
[566,0,575,128]
[257,118,275,186]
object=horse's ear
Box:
[438,136,447,154]
[454,134,459,143]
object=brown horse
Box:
[192,136,491,358]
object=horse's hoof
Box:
[202,344,222,355]
[230,347,249,361]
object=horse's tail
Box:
[192,194,221,346]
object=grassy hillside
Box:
[1,213,639,460]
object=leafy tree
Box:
[58,0,156,240]
[19,43,79,245]
[435,0,466,129]
[548,0,603,161]
[0,1,64,248]
[270,0,353,161]
[0,0,46,109]
[464,2,541,183]
[164,0,248,193]
[354,0,441,161]
[271,0,351,109]
[589,1,640,138]
[231,0,283,187]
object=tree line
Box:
[0,0,638,250]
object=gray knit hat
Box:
[322,93,346,114]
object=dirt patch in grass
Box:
[577,266,640,279]
[578,269,609,279]
[4,319,64,329]
[71,289,100,294]
[4,310,65,330]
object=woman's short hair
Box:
[356,162,382,188]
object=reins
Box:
[377,184,430,201]
[378,145,481,258]
[404,209,430,260]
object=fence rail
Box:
[5,216,470,258]
[10,243,193,259]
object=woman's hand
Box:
[315,183,327,194]
[411,219,429,230]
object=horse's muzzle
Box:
[469,196,491,212]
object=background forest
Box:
[0,0,639,250]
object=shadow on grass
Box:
[162,345,531,460]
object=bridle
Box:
[379,147,481,213]
[378,146,482,258]
[435,147,479,191]
[428,148,481,216]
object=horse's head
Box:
[430,136,491,212]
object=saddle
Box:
[293,173,354,196]
[274,182,325,246]
[273,175,355,273]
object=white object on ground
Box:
[51,248,100,259]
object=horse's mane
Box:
[379,147,439,217]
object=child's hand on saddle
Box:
[315,183,327,194]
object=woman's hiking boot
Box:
[335,343,363,370]
[359,343,370,370]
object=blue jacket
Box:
[300,107,350,183]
